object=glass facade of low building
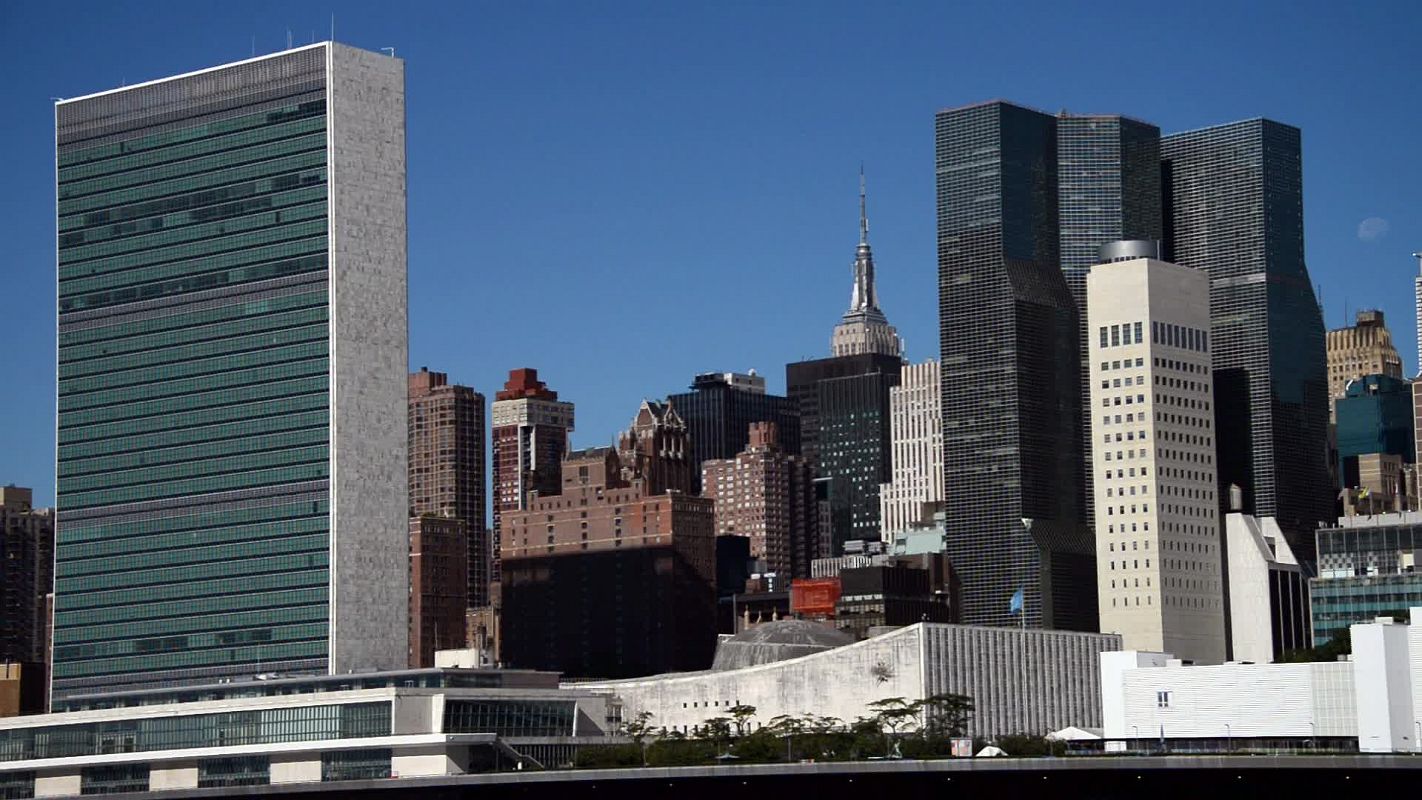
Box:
[1312,519,1422,644]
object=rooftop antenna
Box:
[858,163,869,245]
[286,29,293,50]
[250,36,255,58]
[330,14,335,42]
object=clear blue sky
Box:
[3,0,1420,506]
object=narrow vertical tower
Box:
[53,43,408,698]
[1413,252,1422,377]
[831,168,903,358]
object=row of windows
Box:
[60,292,325,356]
[60,374,326,428]
[61,340,328,407]
[60,136,325,224]
[59,184,326,253]
[1101,357,1145,370]
[59,167,325,235]
[1153,320,1208,352]
[60,440,329,496]
[56,568,326,616]
[59,114,325,189]
[0,701,386,762]
[61,198,327,272]
[59,529,328,581]
[57,495,325,548]
[442,700,576,738]
[57,585,327,631]
[59,100,325,169]
[53,636,327,679]
[60,391,327,446]
[60,250,327,315]
[62,233,327,303]
[1098,321,1144,348]
[60,408,328,462]
[59,460,328,511]
[56,616,327,661]
[58,547,328,595]
[59,149,327,217]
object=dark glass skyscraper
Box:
[667,372,800,493]
[1057,115,1163,527]
[1162,119,1331,560]
[53,44,408,697]
[935,101,1096,630]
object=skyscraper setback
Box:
[490,368,574,590]
[53,44,408,697]
[1161,119,1331,559]
[935,101,1096,630]
[408,367,488,607]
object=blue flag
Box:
[1009,587,1024,615]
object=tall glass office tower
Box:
[53,43,408,698]
[1056,115,1163,528]
[935,101,1096,630]
[1162,120,1330,562]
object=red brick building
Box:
[408,516,468,668]
[490,369,573,593]
[500,401,716,678]
[702,422,817,577]
[408,368,487,607]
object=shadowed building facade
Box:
[500,402,716,678]
[1162,119,1331,561]
[53,43,408,698]
[935,101,1096,630]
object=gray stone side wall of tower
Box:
[327,43,409,673]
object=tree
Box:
[727,703,757,737]
[920,693,974,738]
[619,710,655,765]
[700,716,733,755]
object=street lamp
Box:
[1415,721,1421,754]
[1132,725,1139,754]
[1224,723,1231,754]
[1308,721,1316,752]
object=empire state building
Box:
[831,170,903,358]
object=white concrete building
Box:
[0,670,611,797]
[1101,610,1422,753]
[1224,512,1310,663]
[879,359,943,537]
[1087,254,1225,664]
[578,620,1121,740]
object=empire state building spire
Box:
[832,166,903,358]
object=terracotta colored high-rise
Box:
[408,368,488,607]
[490,369,574,592]
[702,422,817,577]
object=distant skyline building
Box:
[1162,118,1331,561]
[488,368,571,605]
[786,175,904,554]
[0,487,53,668]
[878,359,943,536]
[1087,253,1225,664]
[666,371,800,493]
[1326,310,1403,418]
[1335,374,1415,507]
[408,367,487,607]
[53,43,408,697]
[830,170,903,360]
[500,402,716,678]
[408,516,468,668]
[934,100,1095,630]
[702,421,817,577]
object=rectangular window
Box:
[1133,321,1143,345]
[1156,691,1170,708]
[1100,327,1108,349]
[321,749,391,782]
[1111,325,1121,347]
